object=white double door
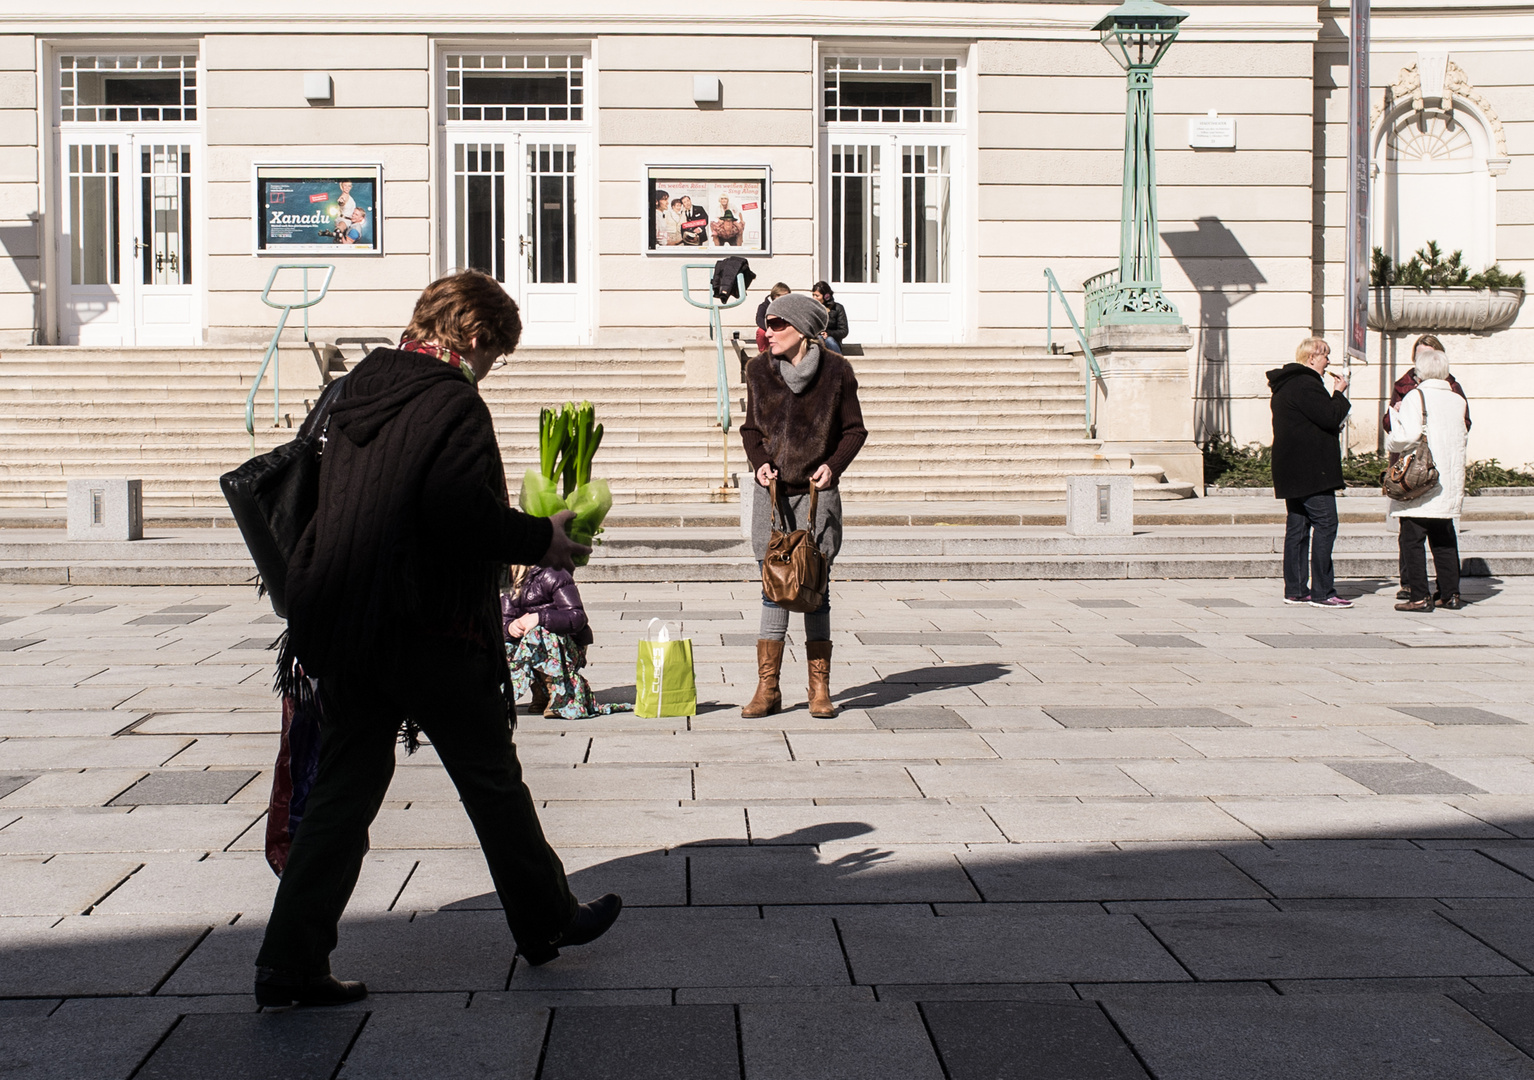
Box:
[825,134,962,344]
[58,133,201,345]
[446,133,589,345]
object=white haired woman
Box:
[1385,347,1469,611]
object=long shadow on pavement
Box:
[9,813,1534,1078]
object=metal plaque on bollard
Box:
[1066,475,1134,536]
[67,479,143,541]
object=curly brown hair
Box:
[401,269,522,358]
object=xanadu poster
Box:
[255,164,382,254]
[646,165,770,255]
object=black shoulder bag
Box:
[220,376,347,617]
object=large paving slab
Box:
[7,577,1534,1075]
[1108,994,1534,1080]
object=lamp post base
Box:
[1087,322,1203,491]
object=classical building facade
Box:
[0,0,1529,467]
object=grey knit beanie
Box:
[767,292,829,339]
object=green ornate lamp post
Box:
[1091,0,1188,326]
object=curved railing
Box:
[681,264,749,492]
[1043,268,1105,438]
[245,263,336,440]
[1082,268,1119,336]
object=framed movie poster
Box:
[646,165,770,255]
[254,163,383,255]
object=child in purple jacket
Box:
[502,566,629,719]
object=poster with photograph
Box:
[255,164,382,254]
[646,165,770,255]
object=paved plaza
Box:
[5,575,1534,1077]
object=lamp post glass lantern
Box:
[1095,0,1187,326]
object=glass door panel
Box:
[524,142,576,284]
[452,141,507,281]
[61,138,131,344]
[899,143,949,285]
[829,143,880,283]
[893,138,957,342]
[133,141,199,344]
[827,142,888,343]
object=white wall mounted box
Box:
[303,72,333,101]
[693,75,721,104]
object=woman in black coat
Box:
[813,281,850,351]
[1267,336,1352,608]
[254,270,620,1007]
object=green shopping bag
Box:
[635,619,697,718]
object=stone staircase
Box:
[0,343,1193,509]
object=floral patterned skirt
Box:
[507,625,633,720]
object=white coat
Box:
[1383,378,1468,519]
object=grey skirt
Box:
[750,483,843,565]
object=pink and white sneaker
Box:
[1310,596,1354,609]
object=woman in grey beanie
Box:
[738,292,868,718]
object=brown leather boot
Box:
[741,639,784,717]
[807,640,837,718]
[527,675,550,715]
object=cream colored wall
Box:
[593,35,814,348]
[202,34,431,345]
[1314,22,1534,469]
[977,38,1317,453]
[0,35,38,347]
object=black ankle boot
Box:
[254,967,368,1007]
[519,893,624,967]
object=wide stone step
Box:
[4,523,1529,584]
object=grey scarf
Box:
[777,342,821,395]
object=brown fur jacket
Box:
[740,346,868,495]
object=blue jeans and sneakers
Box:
[1283,492,1352,608]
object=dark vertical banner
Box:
[1344,0,1371,360]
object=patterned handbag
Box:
[1382,388,1440,500]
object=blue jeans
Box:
[1283,493,1338,600]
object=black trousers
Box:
[1398,516,1460,602]
[256,641,576,974]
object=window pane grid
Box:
[453,142,508,282]
[824,56,958,125]
[526,143,576,284]
[829,143,880,284]
[141,143,192,286]
[900,144,950,284]
[59,54,198,123]
[446,54,585,122]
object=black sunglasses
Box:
[765,317,792,331]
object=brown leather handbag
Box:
[762,478,828,613]
[1382,388,1440,500]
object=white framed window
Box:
[445,53,584,123]
[823,55,959,126]
[59,53,197,124]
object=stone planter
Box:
[1368,286,1524,332]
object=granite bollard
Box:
[66,478,143,541]
[1065,475,1133,536]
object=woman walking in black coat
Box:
[1267,336,1353,608]
[739,292,867,719]
[254,270,621,1007]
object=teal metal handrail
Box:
[245,263,336,440]
[681,264,749,491]
[1044,268,1105,438]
